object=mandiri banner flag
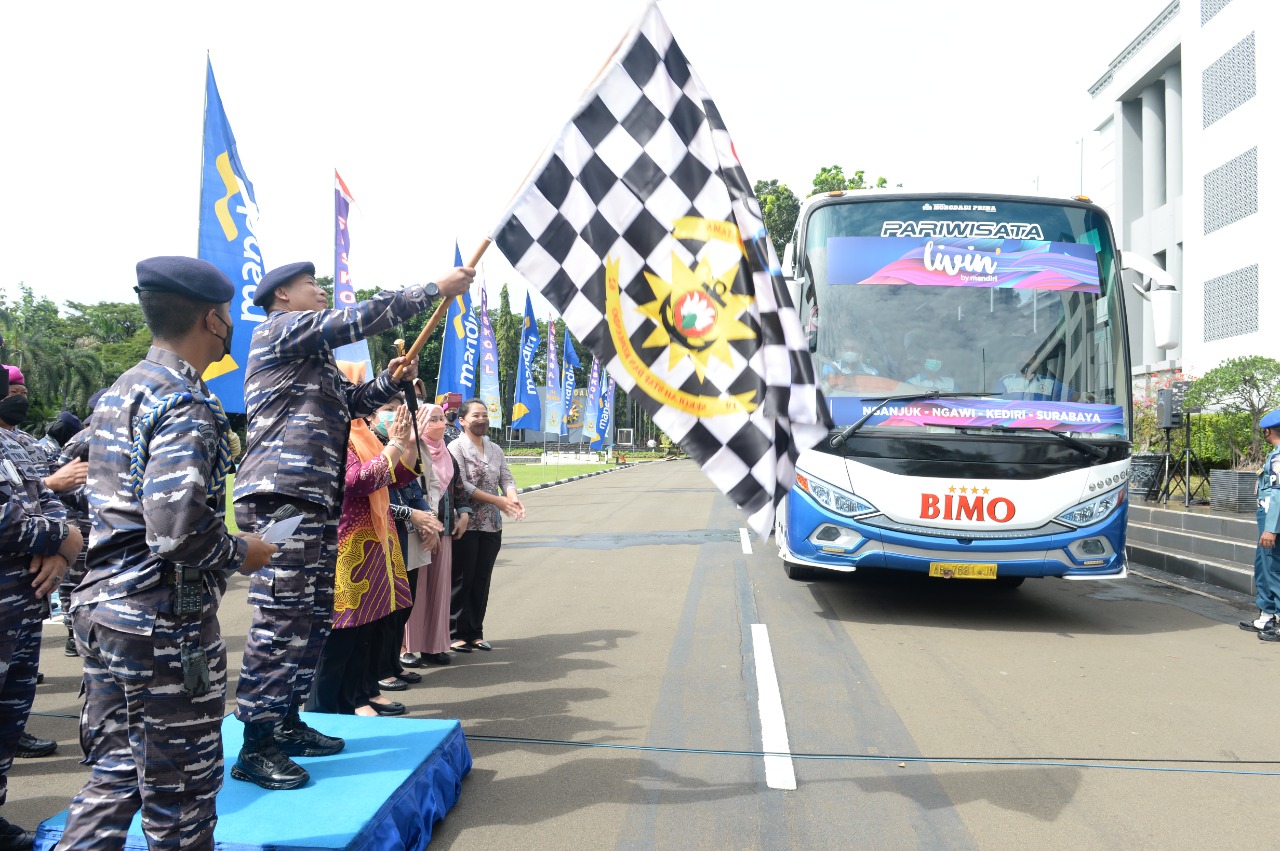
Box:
[512,291,542,429]
[333,171,372,379]
[544,319,562,434]
[590,376,616,450]
[560,327,581,436]
[435,243,479,402]
[581,356,603,441]
[477,285,503,427]
[198,58,264,413]
[491,3,829,537]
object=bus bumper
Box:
[780,488,1127,580]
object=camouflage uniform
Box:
[0,428,69,821]
[53,426,92,623]
[4,429,46,475]
[58,346,247,851]
[232,285,433,725]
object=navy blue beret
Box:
[253,261,316,308]
[1261,409,1280,430]
[135,256,234,303]
[48,411,83,445]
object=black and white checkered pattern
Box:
[492,4,829,538]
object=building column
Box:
[1163,67,1182,202]
[1162,67,1183,363]
[1140,82,1166,365]
[1141,81,1166,212]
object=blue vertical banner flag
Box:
[560,329,581,437]
[477,285,503,428]
[198,58,264,412]
[581,356,603,441]
[591,377,616,450]
[435,242,479,402]
[545,320,562,434]
[333,171,372,379]
[511,291,542,429]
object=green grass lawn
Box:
[510,463,606,489]
[223,463,612,532]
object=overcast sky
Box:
[1,0,1168,318]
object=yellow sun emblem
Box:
[636,254,756,382]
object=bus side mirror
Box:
[1122,252,1180,350]
[782,242,796,281]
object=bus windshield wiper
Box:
[978,424,1109,460]
[829,390,995,449]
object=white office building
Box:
[1085,0,1271,378]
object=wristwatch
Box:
[423,282,440,299]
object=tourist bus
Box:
[776,192,1172,586]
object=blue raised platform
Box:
[35,713,471,850]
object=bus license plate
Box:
[929,562,998,580]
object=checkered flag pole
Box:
[492,2,830,538]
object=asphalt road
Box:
[8,460,1278,848]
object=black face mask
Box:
[0,395,30,426]
[212,313,235,360]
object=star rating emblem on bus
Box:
[949,485,991,495]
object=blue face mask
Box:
[924,358,942,373]
[373,411,395,437]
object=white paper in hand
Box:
[260,514,303,544]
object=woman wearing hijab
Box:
[368,395,439,691]
[448,398,524,653]
[402,404,472,665]
[307,364,422,718]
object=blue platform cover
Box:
[36,714,471,850]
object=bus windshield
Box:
[801,197,1130,439]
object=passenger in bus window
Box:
[819,329,880,393]
[994,351,1075,402]
[903,331,955,391]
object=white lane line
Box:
[750,623,797,790]
[739,527,753,555]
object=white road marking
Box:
[739,527,753,555]
[750,623,797,790]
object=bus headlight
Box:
[795,472,877,517]
[1056,485,1126,528]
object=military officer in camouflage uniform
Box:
[58,257,277,851]
[230,259,473,789]
[0,368,90,498]
[1,361,81,850]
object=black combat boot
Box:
[274,710,344,757]
[230,721,310,790]
[0,816,36,850]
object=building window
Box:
[1201,0,1232,24]
[1203,265,1259,342]
[1203,148,1257,234]
[1202,34,1254,127]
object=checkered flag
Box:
[492,3,830,538]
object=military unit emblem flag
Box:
[492,2,830,538]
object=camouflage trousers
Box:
[57,522,91,626]
[59,592,227,851]
[233,496,337,725]
[0,565,42,808]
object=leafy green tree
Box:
[493,285,522,417]
[65,301,145,344]
[808,164,891,197]
[753,179,801,259]
[1185,355,1280,467]
[810,164,849,195]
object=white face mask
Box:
[840,351,861,365]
